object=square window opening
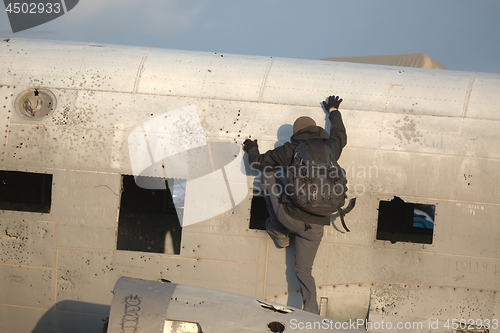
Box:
[249,194,269,230]
[0,170,53,213]
[376,196,435,244]
[117,175,182,255]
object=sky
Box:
[1,0,500,73]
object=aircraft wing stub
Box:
[108,277,367,333]
[107,276,177,333]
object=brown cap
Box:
[293,116,316,134]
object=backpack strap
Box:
[337,198,357,232]
[337,208,350,232]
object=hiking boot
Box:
[265,218,289,248]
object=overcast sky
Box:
[1,0,499,73]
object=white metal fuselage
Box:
[0,39,499,333]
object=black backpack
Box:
[287,138,356,231]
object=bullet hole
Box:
[268,322,285,333]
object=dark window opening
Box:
[0,170,53,213]
[249,195,269,230]
[117,175,182,254]
[376,196,435,244]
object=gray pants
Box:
[263,172,324,314]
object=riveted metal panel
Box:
[272,284,371,323]
[55,224,116,251]
[200,99,316,151]
[264,241,295,298]
[467,75,500,120]
[448,202,500,259]
[345,110,500,159]
[0,303,109,333]
[138,49,271,100]
[4,123,118,172]
[180,230,268,262]
[1,40,145,91]
[57,250,267,308]
[56,252,115,311]
[453,158,500,204]
[369,284,496,333]
[180,197,252,235]
[445,255,500,290]
[0,265,54,308]
[33,305,109,333]
[314,244,447,287]
[0,85,13,168]
[51,171,120,250]
[493,292,500,327]
[385,69,471,117]
[260,60,477,118]
[136,50,212,96]
[51,171,120,226]
[0,218,55,267]
[0,305,46,333]
[362,150,460,199]
[322,184,376,246]
[261,59,371,108]
[461,117,500,159]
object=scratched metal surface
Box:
[0,39,499,333]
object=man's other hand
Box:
[243,139,258,152]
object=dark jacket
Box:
[247,111,347,225]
